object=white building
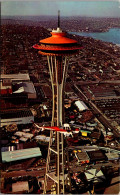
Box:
[75,100,88,111]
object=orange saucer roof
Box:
[40,32,77,45]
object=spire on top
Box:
[52,10,62,33]
[58,10,60,28]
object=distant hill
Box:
[1,16,120,32]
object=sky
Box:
[1,0,120,17]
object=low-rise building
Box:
[75,100,89,111]
[1,109,34,127]
[1,73,30,82]
[12,81,36,99]
[2,147,42,163]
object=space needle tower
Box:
[33,11,80,127]
[33,11,81,194]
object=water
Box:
[69,28,120,45]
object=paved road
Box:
[76,80,120,85]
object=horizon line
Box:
[2,15,120,18]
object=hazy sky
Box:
[1,0,120,17]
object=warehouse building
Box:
[1,109,34,127]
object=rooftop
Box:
[2,147,42,162]
[1,74,30,81]
[40,30,77,45]
[1,109,33,119]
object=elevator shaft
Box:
[47,56,69,127]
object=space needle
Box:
[33,11,81,194]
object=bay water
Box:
[69,28,120,45]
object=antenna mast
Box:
[58,10,60,28]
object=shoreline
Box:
[116,44,120,47]
[69,28,120,45]
[68,27,120,33]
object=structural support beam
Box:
[47,56,69,127]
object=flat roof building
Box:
[1,73,30,82]
[75,100,88,111]
[12,181,29,193]
[2,147,42,162]
[13,82,37,99]
[1,109,34,127]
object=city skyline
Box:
[1,0,120,17]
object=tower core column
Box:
[47,55,69,127]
